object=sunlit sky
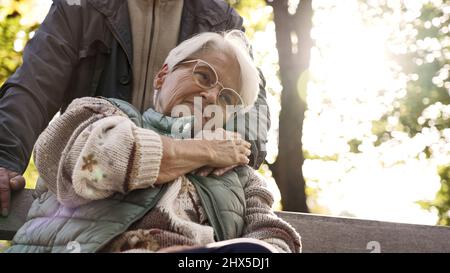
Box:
[305,0,448,224]
[17,0,450,225]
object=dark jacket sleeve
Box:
[0,1,80,173]
[226,7,271,169]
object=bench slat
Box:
[2,189,450,252]
[275,211,450,253]
[0,189,34,240]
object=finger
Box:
[234,139,242,145]
[213,128,226,140]
[10,175,26,191]
[198,167,214,177]
[243,141,251,149]
[8,171,19,178]
[213,168,225,176]
[239,155,250,165]
[195,167,206,176]
[0,168,11,216]
[213,165,237,176]
[223,131,240,141]
[221,131,233,141]
[238,146,251,156]
[232,132,243,140]
[201,168,214,177]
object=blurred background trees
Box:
[1,0,450,225]
[264,0,312,212]
[230,0,450,224]
[325,0,450,224]
[0,0,39,85]
[228,0,313,212]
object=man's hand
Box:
[0,167,26,216]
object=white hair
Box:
[164,30,260,110]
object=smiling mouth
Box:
[179,100,225,128]
[182,99,205,111]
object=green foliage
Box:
[360,1,450,224]
[23,155,38,189]
[226,0,271,38]
[418,165,450,226]
[371,2,450,139]
[0,13,23,85]
[0,4,38,85]
[386,4,448,131]
[347,139,362,154]
[303,149,339,161]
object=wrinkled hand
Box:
[206,129,251,168]
[0,167,26,216]
[194,128,251,175]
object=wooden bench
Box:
[2,189,450,252]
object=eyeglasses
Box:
[173,59,245,108]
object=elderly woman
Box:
[6,31,301,253]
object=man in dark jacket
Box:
[0,0,270,216]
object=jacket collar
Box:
[178,0,230,43]
[88,0,133,66]
[86,0,231,62]
[87,0,121,17]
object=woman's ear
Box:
[154,64,169,90]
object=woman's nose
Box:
[200,88,220,105]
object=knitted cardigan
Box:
[31,97,302,252]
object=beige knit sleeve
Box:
[70,115,162,201]
[66,116,162,200]
[34,97,163,208]
[242,168,302,253]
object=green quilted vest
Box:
[6,98,248,253]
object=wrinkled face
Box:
[153,49,242,126]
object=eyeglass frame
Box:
[172,59,246,108]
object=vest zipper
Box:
[188,175,227,241]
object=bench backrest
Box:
[275,211,450,252]
[1,189,450,252]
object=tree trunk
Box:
[267,0,313,212]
